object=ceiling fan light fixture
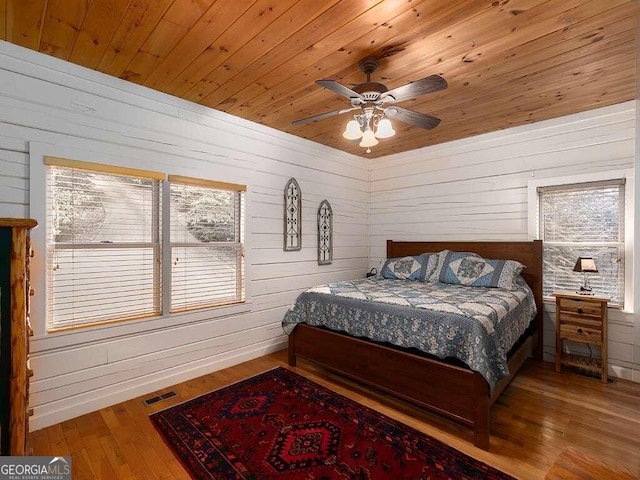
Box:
[375,118,395,138]
[293,56,446,153]
[343,119,363,140]
[359,128,379,148]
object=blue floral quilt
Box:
[282,277,537,392]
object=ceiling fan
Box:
[292,57,447,150]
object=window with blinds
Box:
[169,176,245,313]
[45,158,247,332]
[538,179,625,306]
[45,158,163,331]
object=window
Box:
[169,176,245,312]
[45,158,245,331]
[46,159,163,330]
[538,179,625,306]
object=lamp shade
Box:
[375,118,396,138]
[342,119,363,140]
[359,128,379,148]
[573,257,598,273]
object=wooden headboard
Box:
[387,240,544,360]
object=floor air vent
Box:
[143,390,177,406]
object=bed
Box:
[285,240,543,450]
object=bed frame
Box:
[288,240,543,450]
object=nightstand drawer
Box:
[559,323,602,344]
[557,313,602,328]
[558,297,602,317]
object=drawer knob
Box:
[577,328,583,334]
[577,308,584,314]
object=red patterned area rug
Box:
[150,367,513,480]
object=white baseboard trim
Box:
[29,339,287,432]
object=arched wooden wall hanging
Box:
[317,199,333,265]
[284,178,302,251]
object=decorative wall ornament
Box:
[317,199,333,265]
[284,178,302,251]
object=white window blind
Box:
[45,158,163,331]
[538,179,625,306]
[169,176,246,313]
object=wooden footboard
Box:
[289,323,536,450]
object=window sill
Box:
[32,300,253,352]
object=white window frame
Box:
[528,170,634,313]
[29,142,251,349]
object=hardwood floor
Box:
[29,350,640,480]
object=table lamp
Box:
[573,256,598,294]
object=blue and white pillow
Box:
[431,250,524,290]
[380,253,439,282]
[427,250,480,283]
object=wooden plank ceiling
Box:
[1,0,636,158]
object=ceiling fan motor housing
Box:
[351,82,389,107]
[353,57,389,104]
[354,82,388,96]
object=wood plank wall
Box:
[0,41,369,431]
[369,101,638,382]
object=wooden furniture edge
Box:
[2,219,37,455]
[0,219,37,229]
[552,290,610,301]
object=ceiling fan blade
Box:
[316,80,363,100]
[292,107,358,125]
[385,106,440,130]
[381,75,447,103]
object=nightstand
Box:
[553,291,609,383]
